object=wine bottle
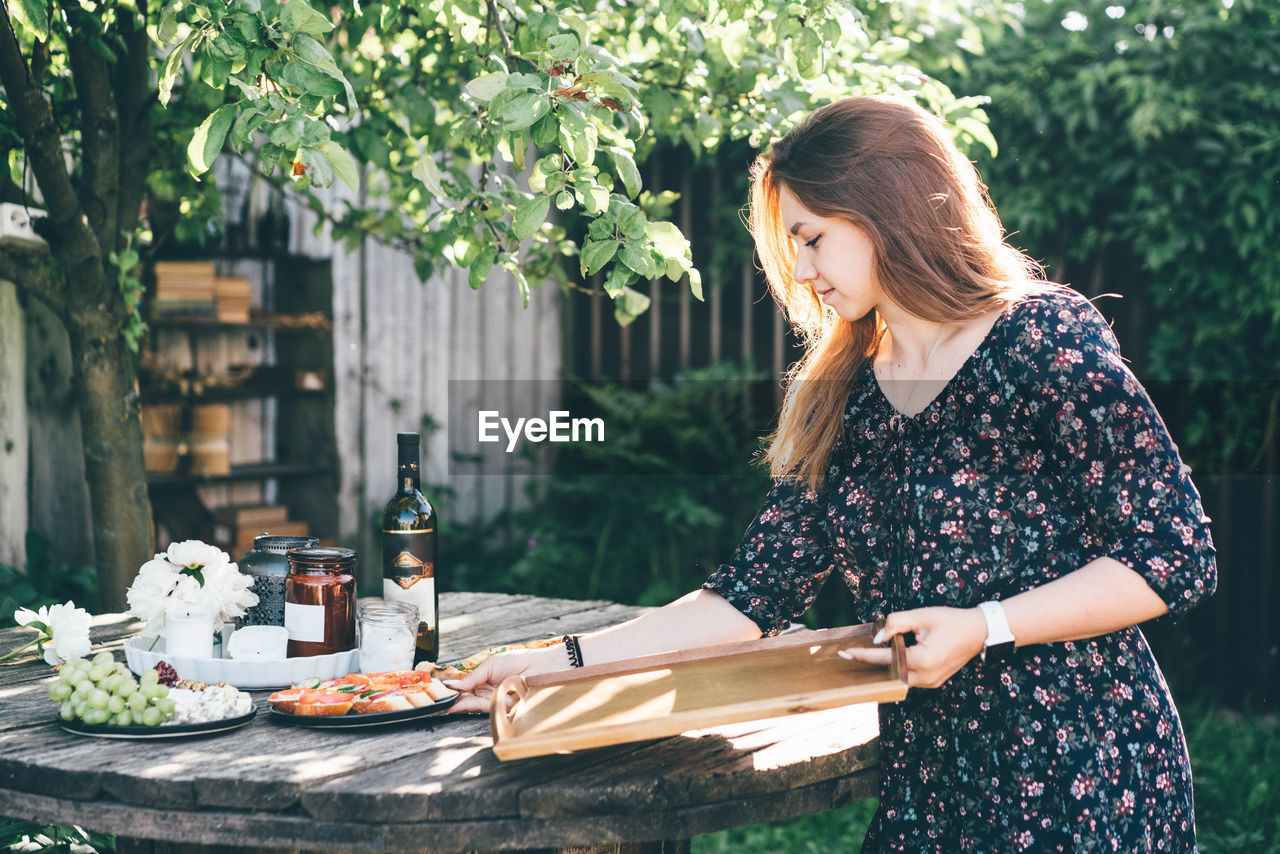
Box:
[381,432,439,664]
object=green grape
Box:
[99,674,119,693]
[47,681,72,702]
[140,707,163,727]
[87,664,108,682]
[116,709,133,726]
[88,688,110,710]
[83,709,110,726]
[73,701,88,720]
[58,702,76,721]
[107,695,125,714]
[117,679,138,698]
[128,691,147,713]
[76,679,94,696]
[112,662,130,677]
[92,651,115,669]
[141,684,165,700]
[156,697,176,716]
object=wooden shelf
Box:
[146,461,331,489]
[149,311,332,333]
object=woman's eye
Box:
[804,234,821,248]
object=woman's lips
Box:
[817,288,835,304]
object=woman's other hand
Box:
[444,645,567,714]
[838,606,987,688]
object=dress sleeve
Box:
[702,476,833,636]
[1007,291,1217,620]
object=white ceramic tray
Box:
[124,635,360,690]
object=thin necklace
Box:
[889,324,946,415]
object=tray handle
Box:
[889,631,909,687]
[489,674,529,745]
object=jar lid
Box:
[253,535,320,555]
[358,600,419,623]
[287,546,357,567]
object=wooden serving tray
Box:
[489,623,908,761]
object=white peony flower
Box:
[165,540,230,571]
[203,560,259,625]
[10,601,92,666]
[123,540,259,636]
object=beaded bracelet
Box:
[563,634,585,668]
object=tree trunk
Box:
[66,310,152,612]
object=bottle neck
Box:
[397,446,420,492]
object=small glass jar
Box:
[357,600,419,672]
[237,535,319,628]
[284,547,356,657]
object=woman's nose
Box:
[793,253,815,283]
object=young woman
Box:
[449,96,1217,852]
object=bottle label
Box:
[382,577,436,626]
[284,602,326,643]
[382,529,436,626]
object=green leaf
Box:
[581,238,620,276]
[293,33,358,111]
[555,190,574,211]
[603,263,635,297]
[609,147,641,199]
[613,285,651,326]
[159,38,191,107]
[187,104,237,176]
[645,220,691,264]
[413,153,446,201]
[318,141,359,193]
[468,253,494,289]
[497,92,550,131]
[513,193,551,240]
[619,242,658,278]
[465,71,509,103]
[546,33,581,60]
[558,107,597,166]
[280,0,333,35]
[795,27,823,78]
[10,0,49,40]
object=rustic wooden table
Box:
[0,592,882,854]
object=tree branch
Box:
[0,0,100,263]
[112,4,150,245]
[0,248,67,315]
[59,0,120,245]
[485,0,517,69]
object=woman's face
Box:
[778,185,884,323]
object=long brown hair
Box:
[751,96,1043,490]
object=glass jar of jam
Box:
[284,547,357,657]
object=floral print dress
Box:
[703,289,1216,852]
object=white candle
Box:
[164,601,215,659]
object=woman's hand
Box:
[443,645,567,714]
[838,606,987,688]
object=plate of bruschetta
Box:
[267,670,459,728]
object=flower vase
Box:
[164,601,216,659]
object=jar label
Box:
[284,601,326,643]
[383,577,436,626]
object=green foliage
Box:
[150,0,1003,322]
[0,532,99,628]
[1186,700,1280,854]
[694,795,878,853]
[952,0,1280,475]
[441,363,775,606]
[0,818,113,853]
